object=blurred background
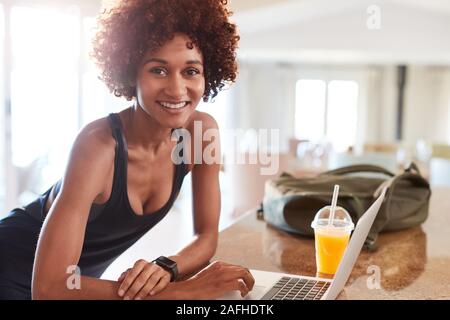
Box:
[1,0,450,222]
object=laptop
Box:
[218,189,386,300]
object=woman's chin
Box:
[158,106,195,127]
[159,114,191,130]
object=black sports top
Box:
[22,113,188,277]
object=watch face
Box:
[155,256,178,282]
[158,256,176,269]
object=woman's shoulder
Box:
[185,110,219,132]
[183,111,221,173]
[80,116,115,143]
[53,117,117,205]
[73,117,116,162]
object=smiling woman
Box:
[91,0,239,102]
[0,0,255,300]
[132,33,206,130]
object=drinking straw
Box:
[328,184,340,226]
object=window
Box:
[0,3,4,214]
[295,80,326,142]
[81,16,107,126]
[295,78,359,152]
[10,6,80,204]
[326,80,358,152]
[81,16,126,127]
[0,3,126,213]
[197,88,232,153]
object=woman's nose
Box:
[164,74,187,99]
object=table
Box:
[212,188,450,299]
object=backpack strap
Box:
[373,161,426,197]
[404,161,421,174]
[322,164,395,177]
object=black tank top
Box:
[23,113,188,277]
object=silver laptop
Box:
[218,189,386,300]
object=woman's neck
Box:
[121,105,174,154]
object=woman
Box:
[0,0,254,300]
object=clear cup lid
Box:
[311,206,354,230]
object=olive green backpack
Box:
[261,162,431,251]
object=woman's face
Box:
[135,33,205,129]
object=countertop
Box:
[212,187,450,299]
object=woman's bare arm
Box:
[32,116,247,300]
[168,112,221,279]
[31,121,122,299]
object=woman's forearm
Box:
[33,275,122,300]
[169,232,218,280]
[34,275,185,300]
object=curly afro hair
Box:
[90,0,240,102]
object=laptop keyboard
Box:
[261,276,331,300]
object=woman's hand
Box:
[117,259,171,300]
[163,261,255,300]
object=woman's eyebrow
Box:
[144,58,203,66]
[186,59,203,66]
[144,58,167,65]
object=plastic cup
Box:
[311,206,354,277]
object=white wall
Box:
[431,66,450,143]
[231,63,450,153]
[404,66,450,145]
[235,0,450,65]
[378,66,398,143]
[232,62,296,152]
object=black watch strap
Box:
[153,256,178,282]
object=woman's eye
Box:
[150,68,166,76]
[186,68,200,76]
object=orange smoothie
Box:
[314,226,350,276]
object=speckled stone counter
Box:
[213,187,450,299]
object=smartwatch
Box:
[152,256,178,282]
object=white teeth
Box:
[159,101,188,109]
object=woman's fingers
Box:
[226,274,252,297]
[149,272,171,295]
[117,268,131,283]
[134,271,170,300]
[193,261,255,299]
[236,279,250,297]
[117,260,255,300]
[125,264,160,300]
[218,265,255,292]
[241,268,255,291]
[117,259,147,298]
[118,262,171,300]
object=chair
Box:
[431,144,450,160]
[363,143,399,154]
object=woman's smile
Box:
[157,100,192,114]
[157,100,190,109]
[134,33,205,128]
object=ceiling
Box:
[81,0,450,65]
[228,0,450,65]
